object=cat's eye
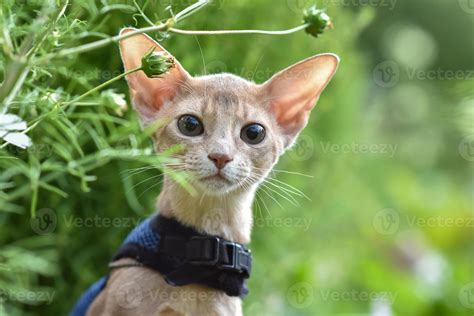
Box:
[177,115,204,136]
[241,123,266,145]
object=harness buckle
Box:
[219,241,252,276]
[186,236,252,276]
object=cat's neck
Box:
[155,177,256,244]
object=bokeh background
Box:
[0,0,473,315]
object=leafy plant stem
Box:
[169,23,310,36]
[62,66,141,108]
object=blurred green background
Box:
[0,0,473,315]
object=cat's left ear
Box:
[119,28,190,125]
[261,54,339,147]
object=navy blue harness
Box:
[70,214,252,316]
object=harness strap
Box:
[112,215,252,297]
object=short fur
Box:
[86,28,339,316]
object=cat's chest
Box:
[96,259,243,316]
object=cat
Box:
[85,28,339,316]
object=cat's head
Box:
[119,29,339,195]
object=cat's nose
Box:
[208,153,233,169]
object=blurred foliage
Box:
[0,0,472,315]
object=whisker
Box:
[256,183,284,211]
[260,182,300,207]
[265,176,312,201]
[262,179,304,204]
[127,173,163,192]
[138,177,165,198]
[252,166,314,178]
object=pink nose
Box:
[208,153,233,169]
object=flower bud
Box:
[141,49,175,78]
[303,5,333,38]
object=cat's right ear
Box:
[119,28,190,125]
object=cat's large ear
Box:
[261,54,339,147]
[119,28,190,125]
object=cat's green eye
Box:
[241,123,266,145]
[178,115,204,136]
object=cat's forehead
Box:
[190,74,260,101]
[177,73,267,120]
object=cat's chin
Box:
[194,176,239,196]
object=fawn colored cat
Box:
[78,28,339,316]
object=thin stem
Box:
[133,0,154,26]
[0,0,68,112]
[169,23,310,36]
[36,21,310,64]
[174,0,210,22]
[35,24,168,63]
[26,66,142,131]
[62,66,141,108]
[34,0,211,64]
[2,67,29,113]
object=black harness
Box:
[112,215,252,297]
[71,214,252,316]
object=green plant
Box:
[0,1,335,314]
[1,1,470,316]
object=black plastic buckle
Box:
[219,241,252,275]
[187,236,220,265]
